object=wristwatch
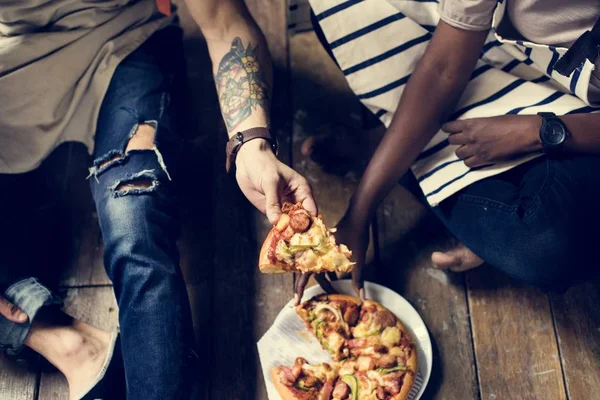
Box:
[538,112,569,152]
[225,127,278,172]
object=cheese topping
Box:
[324,331,345,355]
[366,370,385,386]
[381,326,401,348]
[339,361,356,376]
[302,363,337,381]
[275,239,293,265]
[275,207,355,273]
[353,320,380,338]
[314,303,344,322]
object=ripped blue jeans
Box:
[0,26,196,399]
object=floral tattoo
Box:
[214,37,270,132]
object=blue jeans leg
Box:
[431,154,600,291]
[89,26,195,399]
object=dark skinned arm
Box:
[295,22,490,299]
[562,113,600,152]
[347,21,488,227]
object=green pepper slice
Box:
[376,365,408,375]
[341,375,358,400]
[314,321,331,351]
[294,380,311,392]
[288,244,315,252]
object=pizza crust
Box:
[259,229,294,273]
[313,293,363,306]
[270,368,304,400]
[394,372,415,400]
[363,300,418,400]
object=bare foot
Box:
[431,242,484,272]
[63,323,113,400]
[25,319,113,400]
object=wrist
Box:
[525,115,544,153]
[235,138,276,165]
[225,127,278,172]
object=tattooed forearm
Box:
[214,37,271,132]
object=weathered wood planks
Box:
[551,282,600,400]
[467,269,567,400]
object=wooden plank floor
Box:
[1,2,600,400]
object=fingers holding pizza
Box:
[235,142,318,225]
[331,215,370,300]
[294,214,371,304]
[295,273,338,305]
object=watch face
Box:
[544,120,566,145]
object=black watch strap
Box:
[225,127,278,172]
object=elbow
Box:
[195,12,234,40]
[418,52,464,87]
[186,1,256,42]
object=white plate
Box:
[257,279,432,400]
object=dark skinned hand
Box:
[443,115,543,167]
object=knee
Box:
[94,176,179,284]
[89,121,173,191]
[98,196,182,289]
[100,194,150,244]
[89,121,182,288]
[499,226,577,291]
[90,121,177,245]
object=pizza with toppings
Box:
[296,295,361,361]
[271,357,338,400]
[259,203,355,274]
[271,295,418,400]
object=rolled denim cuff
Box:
[0,278,62,355]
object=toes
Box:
[301,137,317,157]
[431,251,460,270]
[432,248,484,272]
[453,245,484,271]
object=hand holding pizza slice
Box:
[259,203,355,275]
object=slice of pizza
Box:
[271,357,338,400]
[259,202,355,274]
[296,294,362,361]
[333,357,414,400]
[342,300,418,399]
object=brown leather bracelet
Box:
[225,127,278,172]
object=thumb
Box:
[0,297,28,324]
[264,176,282,225]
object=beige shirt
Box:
[439,0,600,98]
[0,0,173,173]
